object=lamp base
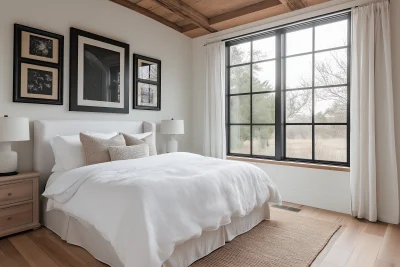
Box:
[166,136,178,153]
[0,142,18,174]
[0,172,18,177]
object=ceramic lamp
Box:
[0,116,29,176]
[161,119,184,153]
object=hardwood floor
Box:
[278,202,400,267]
[0,202,399,267]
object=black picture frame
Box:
[13,24,64,105]
[133,54,161,111]
[69,27,129,114]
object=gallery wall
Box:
[0,0,193,171]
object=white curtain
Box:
[351,0,399,223]
[203,42,226,159]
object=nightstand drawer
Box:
[0,181,33,206]
[0,203,33,231]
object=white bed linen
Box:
[43,153,281,267]
[50,132,119,172]
[44,202,270,267]
[46,171,65,187]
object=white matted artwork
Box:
[138,59,158,82]
[137,83,158,107]
[69,28,129,114]
[133,54,161,111]
[77,36,125,108]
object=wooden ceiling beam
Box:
[210,0,281,25]
[181,24,199,33]
[152,0,217,33]
[278,0,307,10]
[182,0,282,33]
[109,0,183,32]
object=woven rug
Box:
[191,212,340,267]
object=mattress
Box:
[43,201,270,267]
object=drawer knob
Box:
[7,217,12,221]
[8,193,12,197]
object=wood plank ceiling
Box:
[110,0,329,38]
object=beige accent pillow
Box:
[109,144,149,161]
[80,133,126,165]
[122,133,157,156]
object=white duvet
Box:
[43,152,281,267]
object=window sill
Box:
[226,156,350,172]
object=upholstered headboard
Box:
[33,120,156,193]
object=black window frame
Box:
[226,11,351,167]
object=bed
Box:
[34,119,281,267]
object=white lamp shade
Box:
[0,117,30,142]
[161,120,184,135]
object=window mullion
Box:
[250,42,253,156]
[226,46,230,155]
[275,30,283,160]
[347,16,351,166]
[282,30,287,161]
[311,26,316,161]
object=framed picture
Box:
[69,27,129,114]
[13,24,64,105]
[133,54,161,111]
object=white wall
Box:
[252,163,351,213]
[192,0,400,215]
[0,0,193,171]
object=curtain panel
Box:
[350,0,399,223]
[204,42,226,159]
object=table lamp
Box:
[0,115,30,176]
[161,119,184,153]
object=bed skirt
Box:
[43,201,270,267]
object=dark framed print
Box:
[69,27,129,114]
[133,54,161,111]
[21,63,59,100]
[13,24,64,105]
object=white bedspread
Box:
[43,152,281,267]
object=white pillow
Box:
[122,132,157,156]
[109,144,150,161]
[50,132,118,172]
[127,132,153,140]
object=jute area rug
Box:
[191,211,340,267]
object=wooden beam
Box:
[152,0,217,33]
[181,24,198,33]
[278,0,307,10]
[209,0,281,25]
[182,0,281,33]
[109,0,183,32]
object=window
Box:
[226,12,350,166]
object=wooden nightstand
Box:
[0,172,40,238]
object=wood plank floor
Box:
[0,202,399,267]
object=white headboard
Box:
[33,119,156,193]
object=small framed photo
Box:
[21,29,60,64]
[13,24,63,105]
[133,54,161,111]
[20,63,59,100]
[69,27,129,114]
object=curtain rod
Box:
[203,0,388,47]
[219,8,351,44]
[204,8,351,46]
